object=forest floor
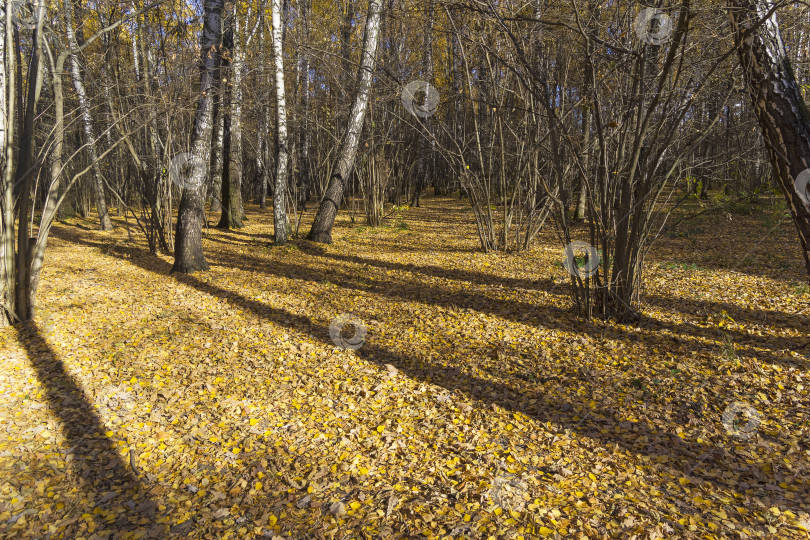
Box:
[1,194,809,539]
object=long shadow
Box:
[645,292,810,337]
[13,323,157,534]
[635,312,810,366]
[203,235,263,248]
[207,248,576,325]
[214,228,272,240]
[652,245,805,284]
[204,245,809,367]
[54,226,807,370]
[50,227,810,517]
[296,244,563,294]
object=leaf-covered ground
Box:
[1,197,809,539]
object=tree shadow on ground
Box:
[202,241,809,368]
[50,227,810,520]
[294,244,562,294]
[54,226,809,370]
[652,250,805,284]
[644,293,810,338]
[10,323,158,535]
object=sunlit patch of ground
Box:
[1,196,808,538]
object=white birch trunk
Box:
[271,0,289,243]
[307,0,383,243]
[62,0,113,230]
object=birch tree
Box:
[271,0,289,243]
[307,0,382,244]
[1,1,146,324]
[62,0,113,231]
[729,0,810,281]
[172,0,225,273]
[0,0,18,325]
[228,3,247,224]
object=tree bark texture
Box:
[729,0,810,280]
[308,0,382,244]
[172,0,225,273]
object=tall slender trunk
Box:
[729,0,810,280]
[13,2,45,321]
[271,0,289,243]
[263,18,274,209]
[172,0,225,273]
[307,0,382,243]
[31,37,71,318]
[63,0,113,230]
[0,0,17,325]
[339,1,354,112]
[230,3,246,221]
[575,1,596,222]
[216,3,243,229]
[297,0,311,210]
[210,90,225,213]
[411,0,435,207]
[257,14,268,209]
[99,40,121,216]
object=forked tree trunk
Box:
[12,2,45,321]
[729,0,810,280]
[172,0,225,273]
[2,2,146,325]
[307,0,382,243]
[271,0,289,243]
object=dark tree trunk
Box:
[412,0,435,207]
[297,0,312,211]
[172,0,225,273]
[216,3,244,229]
[13,10,45,321]
[210,92,225,213]
[729,0,810,280]
[257,13,269,209]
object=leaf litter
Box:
[0,199,808,538]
